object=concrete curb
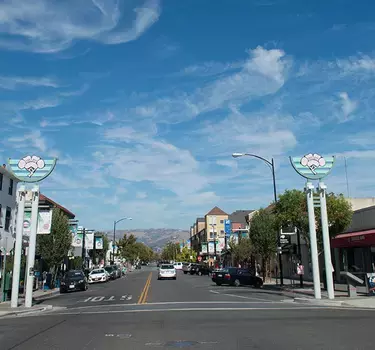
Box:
[33,289,60,301]
[293,297,345,307]
[0,304,53,318]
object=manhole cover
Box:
[165,340,200,348]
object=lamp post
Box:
[112,217,132,264]
[232,152,284,285]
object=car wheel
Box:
[183,271,187,274]
[60,289,65,294]
[234,279,241,287]
[216,282,222,286]
[173,277,176,280]
[254,280,262,288]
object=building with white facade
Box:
[0,164,20,252]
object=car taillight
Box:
[224,274,230,279]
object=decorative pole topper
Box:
[8,155,57,183]
[290,153,335,180]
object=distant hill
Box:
[106,228,190,250]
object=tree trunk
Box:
[262,258,266,282]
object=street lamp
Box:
[112,217,132,264]
[232,152,284,285]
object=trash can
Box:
[3,272,12,301]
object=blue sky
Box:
[1,0,375,230]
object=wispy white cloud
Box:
[338,92,358,122]
[0,75,59,90]
[6,129,47,152]
[131,46,290,124]
[0,0,161,53]
[136,191,148,199]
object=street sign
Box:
[224,219,231,235]
[279,234,291,245]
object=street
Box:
[0,266,374,349]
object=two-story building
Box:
[205,206,228,265]
[0,164,20,252]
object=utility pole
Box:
[296,228,303,288]
[81,227,86,270]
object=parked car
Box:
[104,266,117,280]
[110,265,122,278]
[182,263,195,274]
[60,270,88,293]
[88,268,109,284]
[194,264,211,276]
[158,264,177,280]
[211,268,263,288]
[188,263,200,275]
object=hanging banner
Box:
[201,243,208,254]
[208,241,215,254]
[71,225,82,247]
[217,237,225,252]
[85,232,94,250]
[186,239,191,250]
[23,209,52,236]
[95,237,103,250]
[37,210,52,234]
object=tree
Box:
[228,237,252,267]
[161,242,180,261]
[249,209,278,281]
[136,242,154,263]
[275,189,353,252]
[177,246,196,262]
[117,234,138,263]
[37,208,72,282]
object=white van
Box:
[174,262,183,270]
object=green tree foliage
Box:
[37,208,72,279]
[249,209,277,281]
[176,246,196,262]
[117,234,154,263]
[275,189,353,251]
[229,237,252,266]
[161,242,180,261]
[135,242,155,263]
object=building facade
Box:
[0,164,20,252]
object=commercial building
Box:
[0,164,20,252]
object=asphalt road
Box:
[1,266,374,349]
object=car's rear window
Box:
[91,269,104,275]
[161,265,174,269]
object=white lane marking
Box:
[49,306,335,316]
[104,296,115,302]
[209,289,280,302]
[83,297,93,302]
[91,296,105,302]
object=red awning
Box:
[331,229,375,248]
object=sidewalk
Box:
[0,302,53,317]
[265,277,375,308]
[0,288,60,317]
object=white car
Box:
[174,262,183,270]
[88,268,108,284]
[158,264,177,280]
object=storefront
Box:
[331,229,375,283]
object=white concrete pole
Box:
[25,184,40,307]
[318,182,335,299]
[305,182,321,299]
[11,185,26,308]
